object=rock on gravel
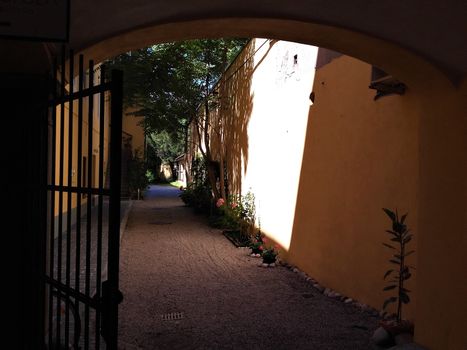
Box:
[313,283,325,293]
[371,326,393,347]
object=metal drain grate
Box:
[161,312,184,321]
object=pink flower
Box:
[259,245,264,251]
[216,198,225,207]
[230,202,238,208]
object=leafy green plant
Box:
[210,204,241,230]
[261,240,280,264]
[180,182,211,213]
[249,228,264,255]
[128,151,149,199]
[180,155,212,214]
[146,169,156,184]
[240,191,256,227]
[382,208,415,324]
[210,191,258,248]
[211,191,256,231]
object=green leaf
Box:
[384,270,394,279]
[402,228,411,236]
[383,285,397,291]
[402,272,412,281]
[403,235,413,244]
[392,222,405,234]
[383,208,396,221]
[400,292,410,304]
[383,243,396,249]
[401,213,408,224]
[383,296,398,310]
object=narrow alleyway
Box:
[119,185,377,349]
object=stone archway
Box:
[73,16,466,350]
[2,3,465,348]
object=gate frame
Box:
[43,49,122,349]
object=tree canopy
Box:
[106,39,248,164]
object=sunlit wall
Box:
[212,39,319,250]
[241,39,318,249]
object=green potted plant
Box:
[378,208,415,343]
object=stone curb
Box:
[279,262,382,317]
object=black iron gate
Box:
[44,49,122,349]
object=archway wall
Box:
[71,0,467,80]
[79,18,453,92]
[414,80,467,350]
[75,17,467,350]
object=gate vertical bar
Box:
[107,69,123,350]
[48,58,57,349]
[64,50,74,348]
[75,53,84,348]
[56,46,66,346]
[84,59,94,350]
[95,65,106,350]
[38,71,49,350]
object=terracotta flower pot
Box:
[380,319,414,336]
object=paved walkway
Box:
[119,185,377,349]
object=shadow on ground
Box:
[119,185,376,349]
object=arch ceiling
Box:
[70,0,467,82]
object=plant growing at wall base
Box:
[249,227,264,255]
[180,155,212,213]
[261,241,280,264]
[128,151,149,199]
[381,208,415,325]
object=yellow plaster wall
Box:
[210,39,319,250]
[413,78,467,350]
[188,40,466,348]
[123,109,145,156]
[53,71,111,220]
[289,54,420,319]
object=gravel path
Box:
[119,185,377,349]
